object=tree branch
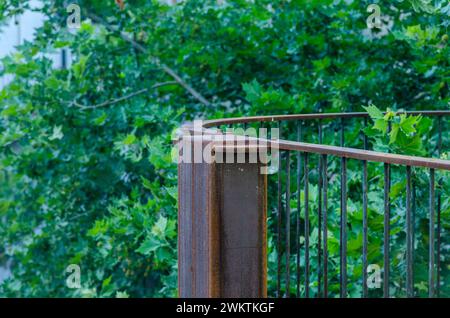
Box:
[73,81,177,110]
[86,13,212,107]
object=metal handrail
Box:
[179,110,448,298]
[203,110,450,170]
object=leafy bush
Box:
[0,0,448,297]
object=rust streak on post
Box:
[178,132,267,297]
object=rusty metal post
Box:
[178,131,267,298]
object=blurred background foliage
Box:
[0,0,448,297]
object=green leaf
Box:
[389,124,399,144]
[373,118,388,133]
[400,115,420,135]
[73,54,90,79]
[49,126,64,141]
[102,275,112,288]
[165,186,178,201]
[151,216,168,238]
[87,220,109,237]
[123,134,137,145]
[116,291,129,298]
[136,237,161,255]
[363,104,383,120]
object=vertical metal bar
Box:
[406,166,413,297]
[61,49,67,69]
[322,154,328,298]
[296,122,302,298]
[437,116,442,154]
[340,156,347,298]
[317,121,323,297]
[383,163,390,298]
[362,115,369,297]
[362,160,368,298]
[429,168,435,298]
[436,117,442,297]
[411,174,416,296]
[277,123,282,298]
[339,118,346,298]
[285,151,291,298]
[363,117,368,150]
[304,152,310,298]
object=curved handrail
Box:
[203,110,449,127]
[202,110,450,170]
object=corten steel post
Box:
[178,130,267,298]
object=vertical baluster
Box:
[436,116,442,297]
[304,152,310,298]
[277,122,282,298]
[285,151,291,297]
[406,166,413,297]
[363,117,369,150]
[429,169,435,298]
[340,157,347,298]
[385,119,392,302]
[384,163,390,298]
[362,117,369,298]
[411,174,416,296]
[296,122,302,298]
[362,159,368,298]
[317,121,323,297]
[322,154,328,298]
[340,119,347,298]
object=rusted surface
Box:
[204,111,450,170]
[215,139,450,170]
[203,111,449,128]
[178,139,219,297]
[178,137,267,298]
[217,153,267,298]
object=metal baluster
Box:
[340,157,347,298]
[436,117,442,297]
[406,166,413,297]
[322,154,328,298]
[277,122,282,298]
[317,121,323,297]
[296,122,302,298]
[285,151,291,298]
[362,117,369,298]
[364,117,369,150]
[429,169,435,298]
[304,152,310,298]
[411,174,416,297]
[340,119,347,298]
[362,159,368,298]
[384,163,390,298]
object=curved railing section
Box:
[203,111,450,170]
[177,110,449,298]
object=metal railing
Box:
[177,110,449,298]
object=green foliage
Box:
[0,0,448,297]
[363,105,431,155]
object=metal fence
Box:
[178,110,449,298]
